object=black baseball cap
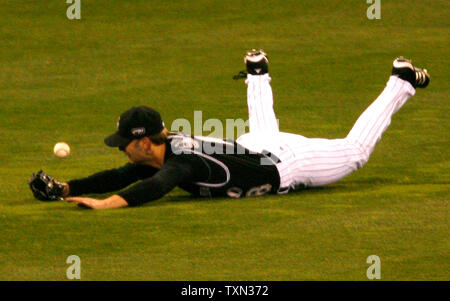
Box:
[104,106,165,149]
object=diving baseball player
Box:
[29,50,430,209]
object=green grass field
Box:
[0,0,448,280]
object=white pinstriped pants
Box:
[236,74,416,192]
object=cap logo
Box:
[131,127,146,136]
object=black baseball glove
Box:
[28,170,66,201]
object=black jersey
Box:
[68,133,281,206]
[168,133,280,198]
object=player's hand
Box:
[66,195,128,210]
[66,197,101,209]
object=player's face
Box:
[123,139,150,164]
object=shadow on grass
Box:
[21,176,405,210]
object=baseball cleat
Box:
[245,49,269,75]
[392,57,430,88]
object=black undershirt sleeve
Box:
[67,163,158,196]
[118,157,197,206]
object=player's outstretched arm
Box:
[65,158,196,209]
[67,163,157,196]
[66,195,128,210]
[117,159,195,206]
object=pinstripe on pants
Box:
[236,73,416,192]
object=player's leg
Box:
[346,58,429,156]
[236,50,282,153]
[246,74,279,135]
[276,58,430,190]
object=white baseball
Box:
[53,142,70,158]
